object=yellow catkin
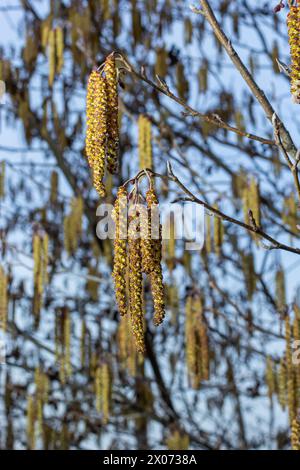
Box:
[104,54,119,174]
[287,6,300,103]
[118,314,139,376]
[138,115,153,170]
[185,293,209,387]
[112,187,128,316]
[278,358,287,410]
[266,356,276,401]
[198,296,210,381]
[293,313,300,400]
[185,294,201,389]
[291,418,300,450]
[85,70,107,197]
[249,177,261,227]
[140,199,156,275]
[95,362,112,424]
[33,234,42,321]
[166,429,189,450]
[0,266,7,331]
[48,29,55,87]
[128,207,145,353]
[64,309,72,378]
[286,315,297,424]
[0,161,5,199]
[27,394,36,450]
[55,26,64,74]
[147,189,165,326]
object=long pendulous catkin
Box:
[95,362,112,424]
[104,54,119,174]
[85,70,107,197]
[112,187,128,316]
[291,417,300,450]
[138,115,152,170]
[128,207,145,353]
[287,6,300,103]
[0,266,7,331]
[146,188,165,326]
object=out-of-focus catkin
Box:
[95,362,112,424]
[0,266,7,331]
[287,6,300,103]
[138,115,153,170]
[33,232,49,324]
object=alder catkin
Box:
[85,70,107,197]
[0,161,5,199]
[112,187,128,316]
[146,189,165,326]
[291,417,300,450]
[0,266,7,332]
[55,26,64,74]
[48,29,55,87]
[27,394,36,450]
[104,54,119,174]
[287,6,300,103]
[128,208,145,353]
[95,362,112,424]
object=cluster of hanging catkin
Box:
[85,53,119,197]
[40,21,64,87]
[185,292,209,389]
[265,306,300,450]
[287,3,300,103]
[112,183,165,353]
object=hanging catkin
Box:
[147,189,165,326]
[287,5,300,103]
[0,161,5,199]
[213,208,223,256]
[48,29,55,87]
[33,232,49,324]
[85,70,107,197]
[265,356,276,401]
[50,170,58,206]
[95,362,112,424]
[104,54,119,174]
[128,207,145,353]
[276,268,286,311]
[278,358,287,409]
[26,394,36,450]
[138,115,152,170]
[185,294,201,389]
[291,417,300,450]
[112,187,128,316]
[55,26,64,74]
[0,266,7,331]
[286,315,297,424]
